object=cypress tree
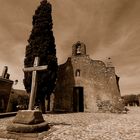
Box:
[24,0,58,113]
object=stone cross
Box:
[23,57,48,110]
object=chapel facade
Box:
[53,41,121,112]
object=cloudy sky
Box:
[0,0,140,95]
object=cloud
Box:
[0,0,140,95]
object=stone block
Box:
[7,121,49,133]
[13,110,44,124]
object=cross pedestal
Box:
[7,57,49,133]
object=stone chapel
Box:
[53,41,121,112]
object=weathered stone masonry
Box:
[53,41,121,112]
[0,78,13,112]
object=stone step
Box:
[0,112,17,118]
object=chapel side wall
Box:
[105,67,121,101]
[53,58,75,112]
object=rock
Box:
[13,110,44,124]
[7,121,49,133]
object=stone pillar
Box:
[1,66,8,78]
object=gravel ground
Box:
[0,107,140,140]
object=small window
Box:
[75,69,80,77]
[76,45,81,55]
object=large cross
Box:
[23,57,48,110]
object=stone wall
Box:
[0,78,13,112]
[54,58,75,112]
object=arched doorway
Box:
[73,87,84,112]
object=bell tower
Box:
[72,41,86,56]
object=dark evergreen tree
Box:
[24,0,58,113]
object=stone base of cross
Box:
[7,57,49,133]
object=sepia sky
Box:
[0,0,140,95]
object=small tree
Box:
[24,0,58,113]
